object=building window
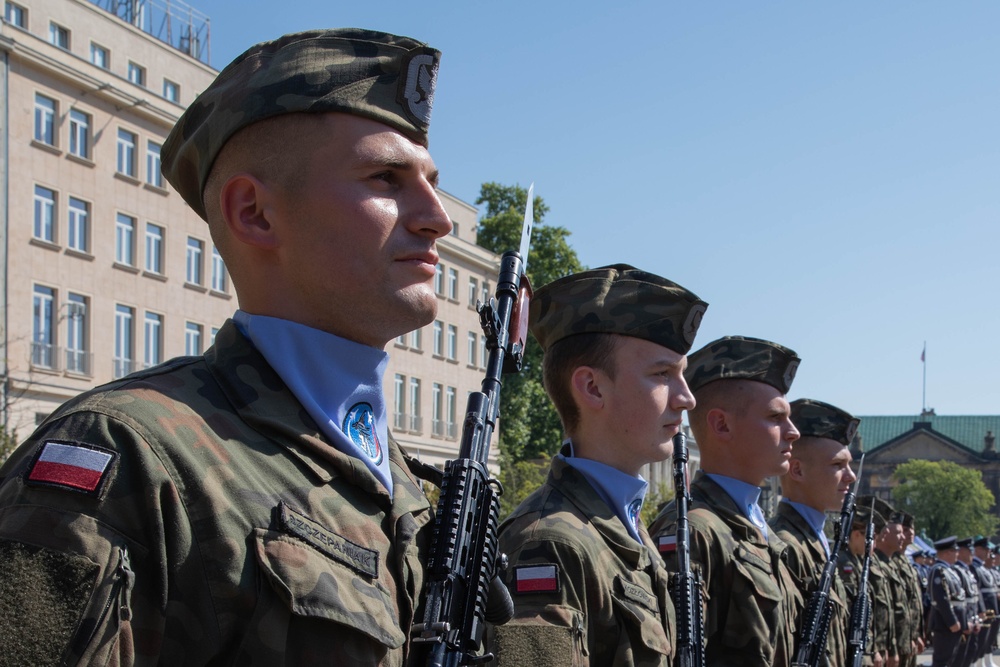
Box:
[408,378,421,432]
[446,386,457,439]
[144,311,162,368]
[393,374,406,430]
[395,333,407,347]
[468,277,478,307]
[210,327,219,346]
[447,268,458,300]
[114,304,134,378]
[434,264,444,295]
[432,383,443,437]
[117,129,137,177]
[33,185,56,243]
[4,2,26,28]
[447,324,457,360]
[410,328,422,350]
[32,285,55,368]
[433,320,443,356]
[145,223,163,274]
[68,109,90,159]
[67,197,89,253]
[127,61,146,87]
[186,237,203,285]
[90,42,109,68]
[480,335,488,369]
[163,79,179,103]
[115,213,135,266]
[481,281,490,305]
[48,22,69,49]
[34,94,56,145]
[211,246,227,292]
[185,322,203,356]
[65,293,89,375]
[146,141,163,187]
[468,331,477,365]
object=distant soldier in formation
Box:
[972,537,1000,667]
[649,336,803,667]
[893,512,926,666]
[837,506,886,667]
[929,536,970,667]
[859,496,899,667]
[769,398,860,667]
[957,537,987,667]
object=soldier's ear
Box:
[787,457,806,482]
[219,172,280,250]
[570,366,604,412]
[705,407,732,441]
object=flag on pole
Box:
[921,343,926,362]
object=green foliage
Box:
[475,182,585,463]
[498,454,550,520]
[892,459,997,539]
[0,425,17,465]
[641,481,675,528]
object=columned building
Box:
[1,0,501,471]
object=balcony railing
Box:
[113,357,136,379]
[30,342,58,370]
[65,349,93,375]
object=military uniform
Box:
[837,549,877,666]
[928,539,968,667]
[877,549,913,664]
[0,322,434,665]
[955,556,984,667]
[494,456,675,665]
[891,552,925,667]
[868,549,897,662]
[650,473,801,666]
[770,502,850,667]
[971,543,998,662]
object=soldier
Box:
[648,335,803,667]
[957,537,987,667]
[972,537,999,667]
[838,507,887,667]
[490,265,708,665]
[0,29,451,665]
[859,496,899,667]
[929,536,970,667]
[894,513,927,667]
[769,398,860,667]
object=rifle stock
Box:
[671,431,706,667]
[411,248,529,667]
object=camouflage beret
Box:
[162,28,440,220]
[900,512,914,528]
[790,398,860,447]
[528,264,707,355]
[684,335,800,394]
[934,535,958,550]
[852,506,886,533]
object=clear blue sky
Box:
[190,1,1000,416]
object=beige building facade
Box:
[0,0,502,470]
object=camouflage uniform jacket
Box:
[769,502,849,667]
[491,456,675,666]
[867,553,897,657]
[648,472,801,667]
[876,550,911,656]
[0,321,434,666]
[836,551,877,666]
[893,554,926,643]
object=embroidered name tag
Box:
[25,440,116,496]
[514,564,559,594]
[619,577,658,612]
[279,502,379,578]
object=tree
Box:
[475,182,585,464]
[892,460,997,539]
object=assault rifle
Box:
[671,431,705,667]
[846,500,877,667]
[792,454,864,667]
[411,186,534,666]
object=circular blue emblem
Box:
[343,402,383,466]
[627,499,642,531]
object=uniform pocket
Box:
[722,545,783,658]
[251,527,405,649]
[611,576,671,658]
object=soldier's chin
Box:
[398,285,439,325]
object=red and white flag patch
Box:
[658,535,678,554]
[26,441,116,495]
[514,564,559,594]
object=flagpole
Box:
[921,341,926,414]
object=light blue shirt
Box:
[705,473,768,539]
[783,499,830,556]
[559,440,648,543]
[233,310,393,495]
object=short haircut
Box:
[542,332,620,435]
[687,378,756,443]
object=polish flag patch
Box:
[26,441,116,496]
[658,535,678,554]
[514,564,559,594]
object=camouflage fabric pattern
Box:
[894,553,927,651]
[490,457,675,666]
[769,502,850,667]
[528,264,708,354]
[161,28,440,220]
[649,472,802,666]
[789,399,861,447]
[684,335,800,394]
[0,321,434,665]
[867,553,897,658]
[837,550,877,666]
[876,550,912,657]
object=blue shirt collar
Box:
[559,440,648,543]
[783,499,829,550]
[705,473,768,538]
[234,310,393,494]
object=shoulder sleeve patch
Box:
[658,534,677,554]
[25,441,117,497]
[514,564,559,594]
